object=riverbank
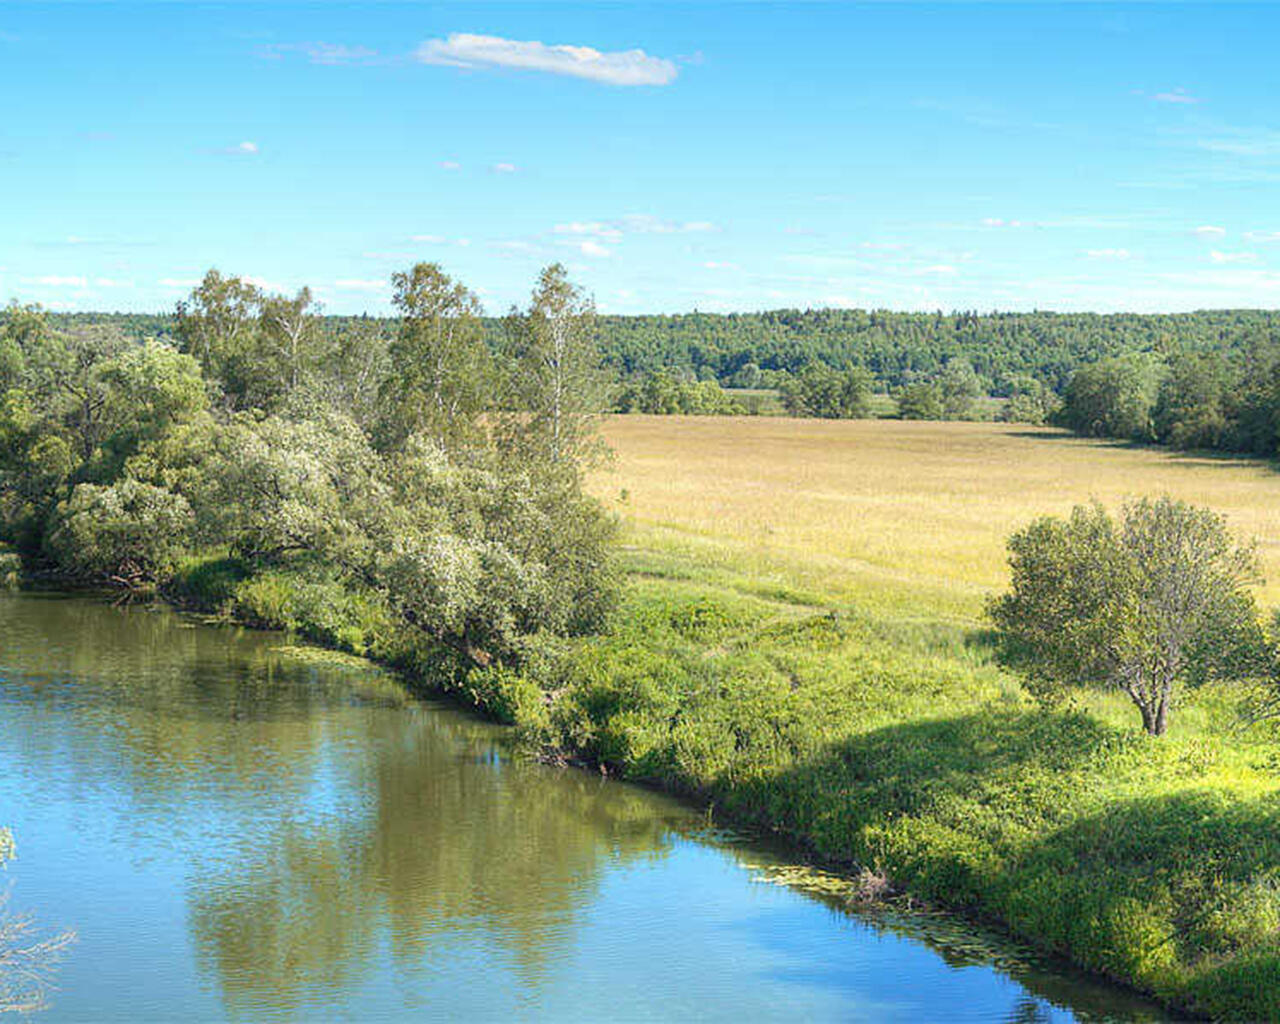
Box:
[155,417,1280,1021]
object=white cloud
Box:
[1209,250,1259,265]
[920,264,957,276]
[981,217,1025,228]
[159,277,199,288]
[1085,248,1132,261]
[93,277,133,288]
[305,42,377,65]
[332,278,388,291]
[491,162,517,174]
[703,260,737,270]
[1192,127,1280,158]
[25,275,87,287]
[220,141,258,156]
[551,215,716,250]
[411,234,447,244]
[244,274,285,292]
[1245,230,1280,244]
[440,160,461,171]
[1193,225,1227,238]
[554,221,624,241]
[578,240,611,258]
[261,42,378,65]
[414,33,677,87]
[619,214,716,234]
[1151,88,1200,105]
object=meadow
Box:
[560,416,1280,1021]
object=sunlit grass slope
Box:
[563,416,1280,1021]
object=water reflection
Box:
[0,593,1175,1022]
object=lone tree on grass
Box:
[989,497,1265,736]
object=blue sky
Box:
[3,2,1279,315]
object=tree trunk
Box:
[1137,695,1170,736]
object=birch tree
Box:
[259,286,320,395]
[378,264,489,452]
[509,263,607,467]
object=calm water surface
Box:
[0,592,1175,1022]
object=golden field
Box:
[591,415,1280,617]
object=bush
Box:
[46,479,193,582]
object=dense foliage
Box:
[990,498,1268,735]
[0,265,616,673]
[47,305,1280,431]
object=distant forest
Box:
[38,304,1280,456]
[48,307,1280,391]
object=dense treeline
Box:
[1055,344,1280,457]
[45,306,1280,430]
[63,306,1280,391]
[0,264,615,683]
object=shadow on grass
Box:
[1006,428,1280,476]
[711,706,1280,1019]
[718,707,1126,870]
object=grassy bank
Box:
[569,418,1280,1020]
[175,417,1280,1020]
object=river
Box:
[0,591,1177,1022]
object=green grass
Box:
[567,418,1280,1021]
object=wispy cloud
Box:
[244,275,286,292]
[554,221,624,242]
[1193,225,1227,238]
[1151,88,1200,105]
[219,141,259,156]
[260,41,379,65]
[576,240,611,258]
[440,160,461,171]
[1084,248,1132,261]
[159,277,199,289]
[491,162,518,174]
[1190,124,1280,158]
[553,215,717,245]
[981,217,1025,228]
[1209,250,1259,265]
[414,33,677,87]
[620,214,715,234]
[34,234,155,250]
[24,275,88,287]
[332,278,388,291]
[1245,230,1280,244]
